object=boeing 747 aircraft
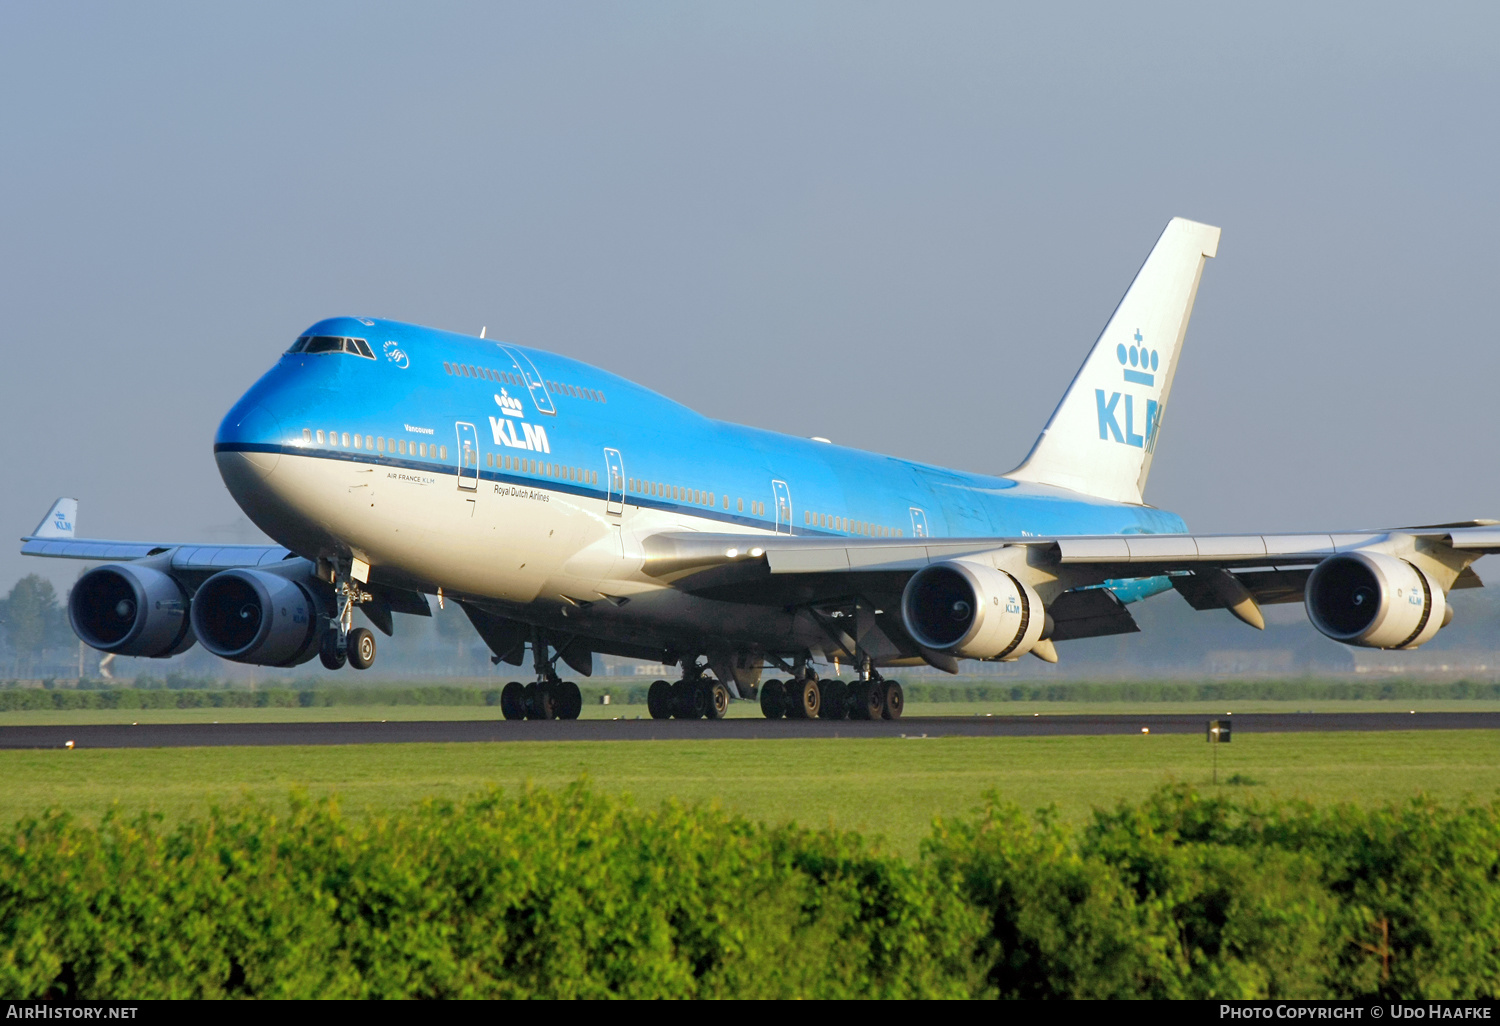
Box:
[23,218,1500,721]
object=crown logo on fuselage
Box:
[1117,330,1157,387]
[495,390,526,418]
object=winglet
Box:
[30,498,77,539]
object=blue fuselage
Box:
[216,316,1187,548]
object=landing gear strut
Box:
[320,568,376,671]
[500,631,582,721]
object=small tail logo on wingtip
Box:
[52,511,73,533]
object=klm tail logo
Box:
[1118,330,1157,386]
[1097,330,1163,452]
[53,511,73,533]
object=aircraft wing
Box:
[641,523,1497,665]
[20,497,292,573]
[644,522,1500,588]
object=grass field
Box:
[4,698,1500,725]
[4,729,1497,856]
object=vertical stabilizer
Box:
[1006,217,1220,504]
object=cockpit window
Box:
[291,335,376,359]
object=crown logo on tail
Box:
[1117,330,1158,387]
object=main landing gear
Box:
[646,661,732,720]
[759,670,903,721]
[319,572,376,671]
[499,632,583,721]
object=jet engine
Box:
[901,559,1045,660]
[190,566,330,666]
[69,563,196,658]
[1304,551,1447,650]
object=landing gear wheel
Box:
[706,680,731,720]
[760,679,785,719]
[347,628,376,670]
[559,681,583,720]
[500,681,526,720]
[679,680,710,720]
[787,677,821,719]
[319,631,346,671]
[534,683,558,720]
[821,679,848,721]
[647,679,674,719]
[849,681,884,720]
[881,680,904,720]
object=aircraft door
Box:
[772,480,793,535]
[603,448,626,516]
[909,507,929,537]
[455,422,479,491]
[497,345,557,416]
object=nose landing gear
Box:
[319,571,377,671]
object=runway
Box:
[2,712,1497,750]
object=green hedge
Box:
[2,785,1498,998]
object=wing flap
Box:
[1047,588,1140,641]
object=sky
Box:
[2,2,1497,600]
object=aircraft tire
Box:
[680,681,710,720]
[647,679,673,719]
[706,680,730,720]
[788,677,820,719]
[500,681,526,720]
[533,683,558,720]
[847,682,871,720]
[560,681,583,720]
[821,679,848,721]
[759,680,785,719]
[318,631,346,671]
[881,681,904,720]
[347,628,376,670]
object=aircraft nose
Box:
[217,402,283,477]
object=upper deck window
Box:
[288,335,376,359]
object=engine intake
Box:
[1305,551,1446,650]
[901,559,1044,660]
[190,568,326,666]
[69,564,196,658]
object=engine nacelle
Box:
[901,559,1045,660]
[69,563,196,658]
[1305,551,1446,650]
[190,567,327,666]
